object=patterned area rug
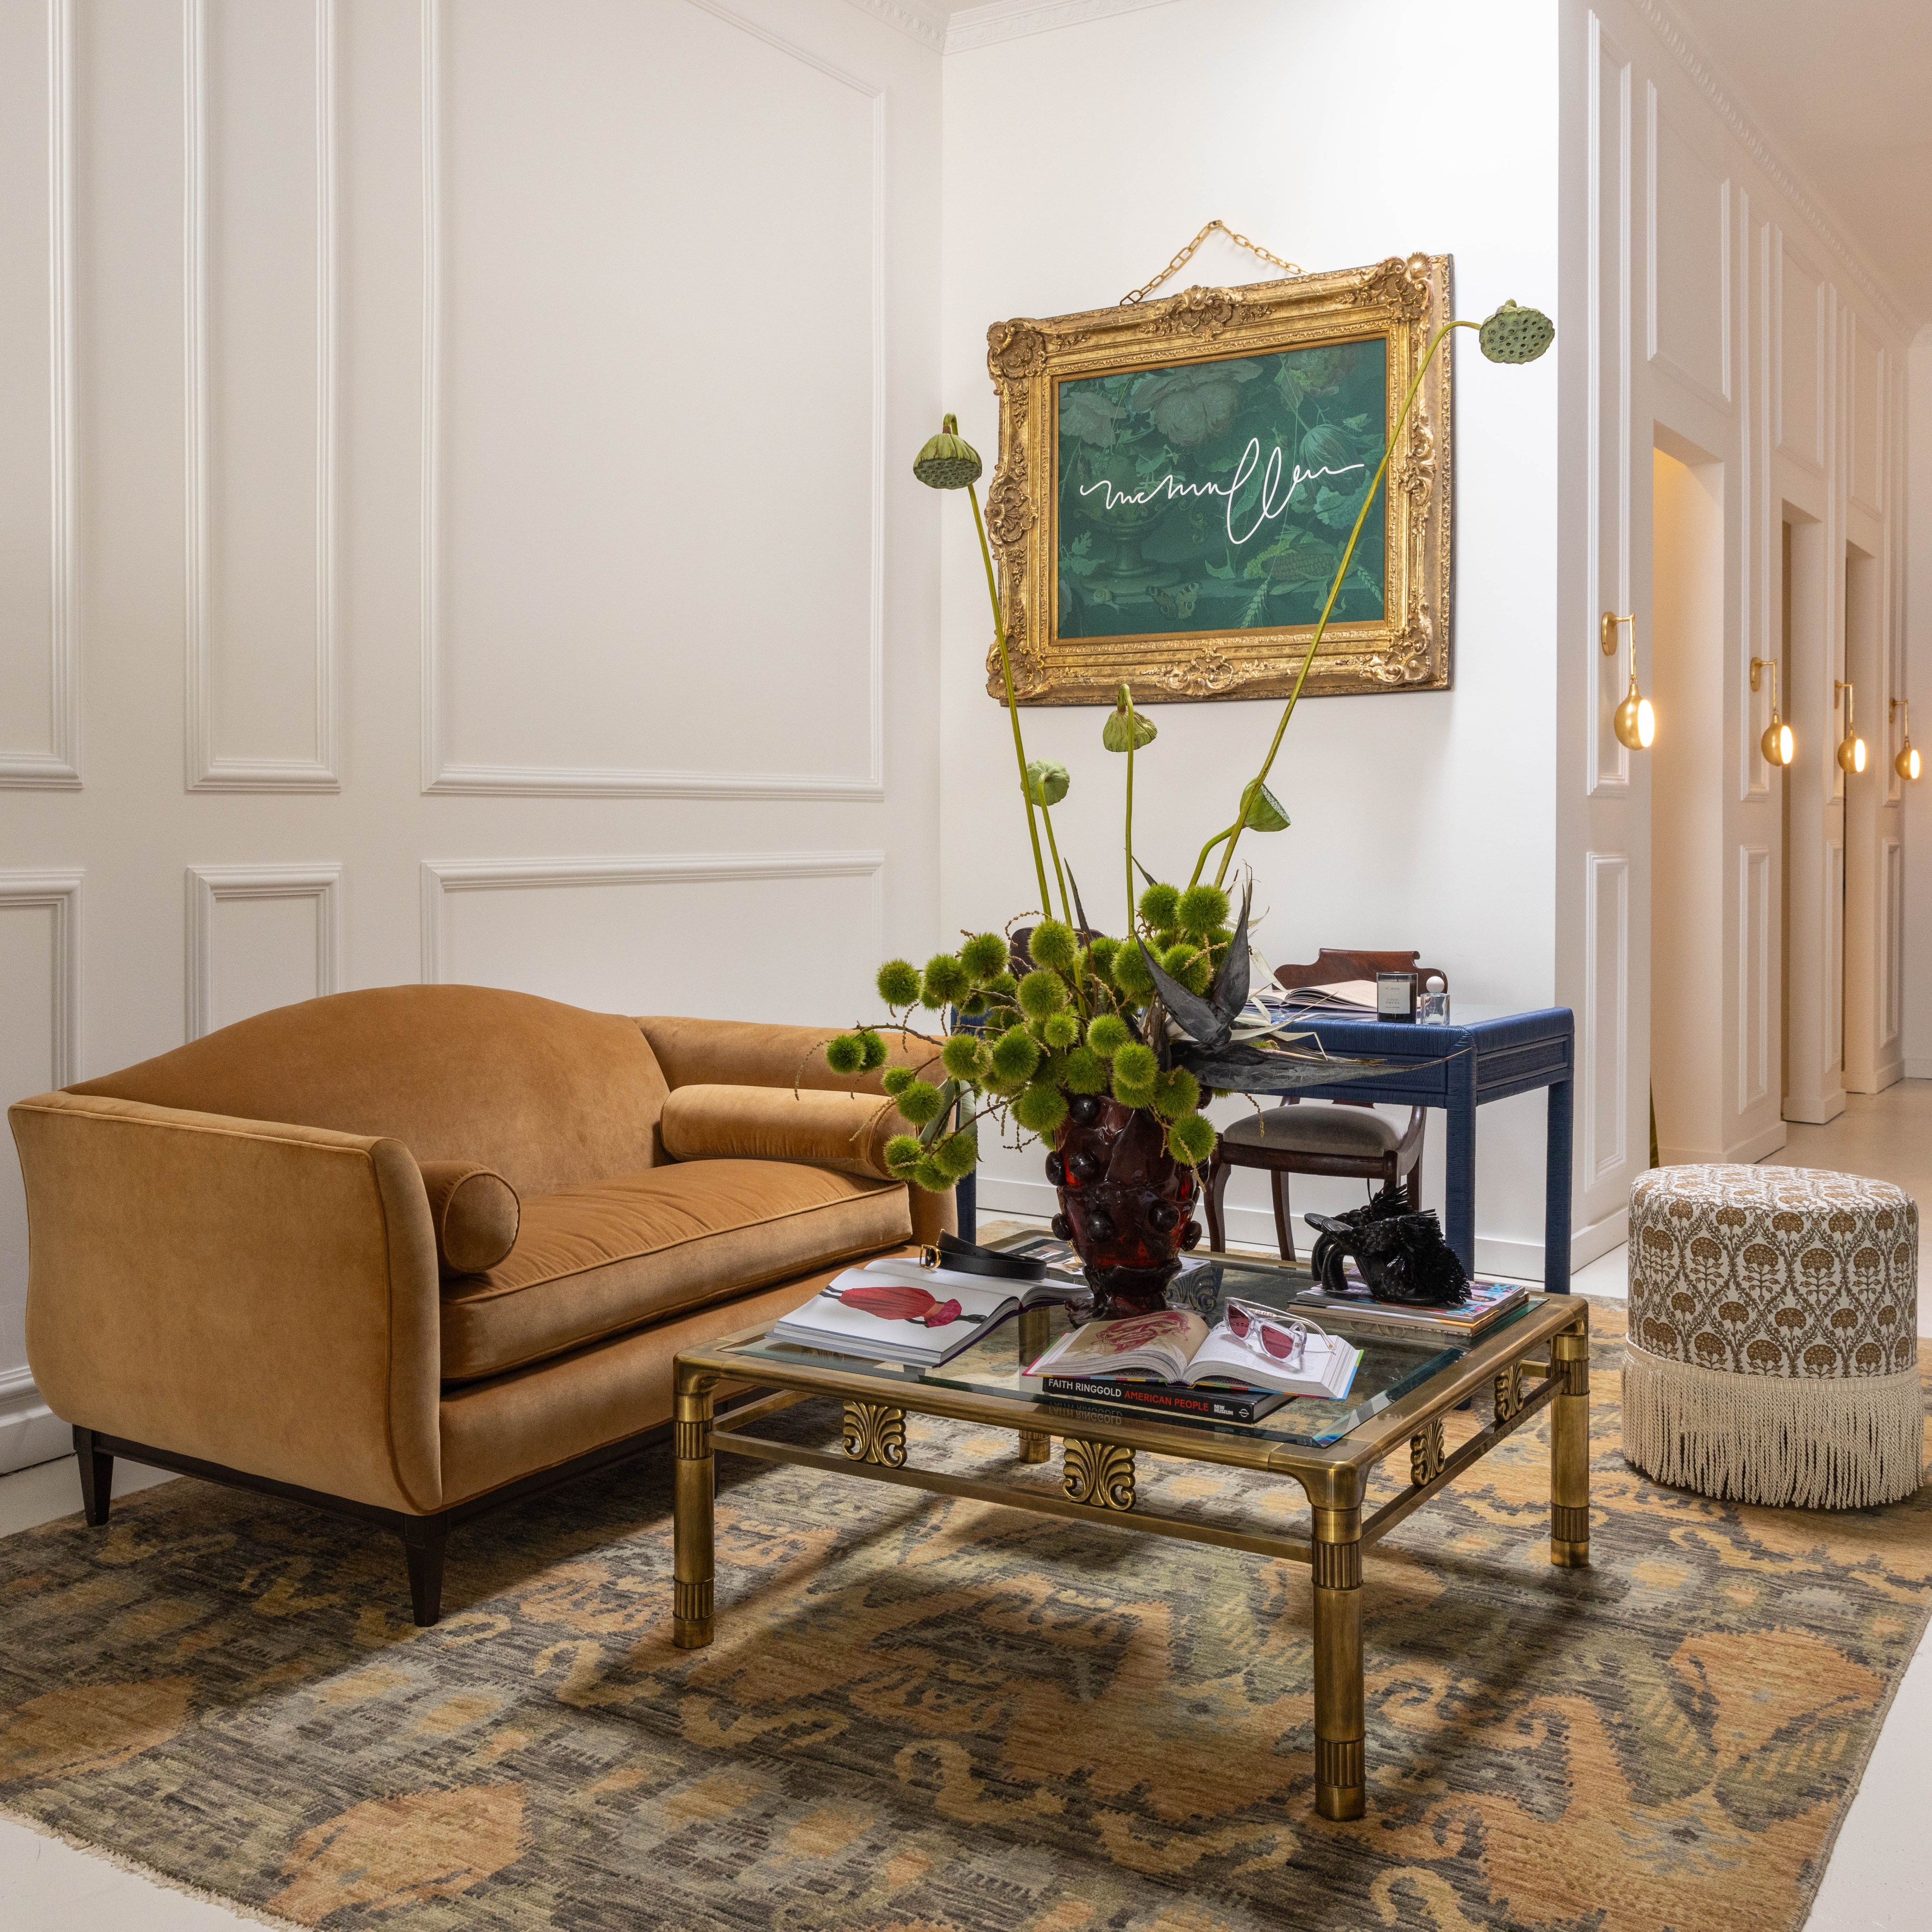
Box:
[1,1302,1926,1932]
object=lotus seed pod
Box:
[960,931,1010,981]
[1241,782,1290,832]
[1016,968,1069,1019]
[1478,300,1554,364]
[1102,685,1158,752]
[1042,1010,1080,1050]
[1176,884,1230,938]
[881,1065,917,1097]
[1167,1112,1218,1165]
[1138,883,1181,930]
[1029,917,1078,973]
[989,1026,1042,1083]
[894,1079,947,1126]
[857,1028,889,1072]
[884,1134,924,1178]
[1024,758,1070,808]
[941,1033,991,1082]
[1086,1013,1132,1057]
[1153,1067,1201,1121]
[912,413,984,489]
[1012,1081,1069,1135]
[876,959,922,1007]
[823,1033,865,1076]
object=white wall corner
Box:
[945,0,1176,56]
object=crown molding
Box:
[841,0,946,48]
[1628,0,1917,336]
[945,0,1176,54]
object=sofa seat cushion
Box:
[439,1158,912,1382]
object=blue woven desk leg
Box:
[1445,1047,1477,1277]
[1544,1072,1573,1294]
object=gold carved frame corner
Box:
[983,254,1454,706]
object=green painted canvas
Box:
[1056,336,1388,641]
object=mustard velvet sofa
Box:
[8,985,950,1625]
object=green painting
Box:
[1055,337,1388,640]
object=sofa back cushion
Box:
[69,985,671,1195]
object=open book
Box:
[768,1257,1083,1367]
[1025,1306,1359,1401]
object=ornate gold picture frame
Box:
[983,254,1454,706]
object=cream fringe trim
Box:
[1622,1341,1925,1509]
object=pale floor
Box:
[3,1092,1930,1927]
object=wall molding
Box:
[419,0,886,801]
[1583,850,1630,1185]
[0,868,81,1085]
[839,0,945,48]
[1738,842,1770,1109]
[419,849,887,984]
[1,0,79,789]
[1628,0,1916,338]
[945,0,1176,53]
[183,0,339,792]
[185,863,342,1041]
[1643,84,1732,409]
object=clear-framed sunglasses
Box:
[1223,1299,1326,1367]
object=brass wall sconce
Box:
[1892,698,1920,781]
[1750,657,1793,767]
[1834,679,1866,774]
[1601,611,1654,750]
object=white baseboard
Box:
[0,1369,69,1477]
[1724,1120,1789,1164]
[1904,1060,1932,1081]
[975,1177,1556,1280]
[1572,1203,1628,1269]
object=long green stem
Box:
[1188,821,1238,890]
[1040,804,1072,926]
[968,483,1055,920]
[1123,687,1138,931]
[1215,319,1471,888]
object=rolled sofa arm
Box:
[8,1090,443,1515]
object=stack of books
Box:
[1288,1275,1530,1345]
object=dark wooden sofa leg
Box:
[400,1515,450,1627]
[74,1426,113,1526]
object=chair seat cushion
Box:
[1221,1104,1401,1157]
[440,1158,912,1382]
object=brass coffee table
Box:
[671,1250,1589,1821]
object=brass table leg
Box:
[1017,1305,1052,1463]
[1550,1321,1591,1568]
[673,1367,717,1648]
[1311,1504,1364,1820]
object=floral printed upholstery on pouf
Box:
[1623,1164,1922,1508]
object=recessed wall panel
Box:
[1739,844,1769,1107]
[1584,851,1629,1183]
[430,0,879,794]
[1849,323,1884,515]
[1777,234,1824,471]
[1648,96,1727,401]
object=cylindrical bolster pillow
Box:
[417,1160,521,1275]
[661,1084,901,1181]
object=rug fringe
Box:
[0,1796,308,1931]
[1622,1340,1925,1509]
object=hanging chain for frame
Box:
[1118,219,1302,306]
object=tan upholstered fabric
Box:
[1221,1104,1401,1156]
[636,1015,944,1095]
[437,1254,919,1505]
[419,1161,520,1276]
[439,1158,912,1382]
[9,1090,442,1514]
[69,985,672,1196]
[661,1084,899,1181]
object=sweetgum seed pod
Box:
[824,1034,864,1076]
[1168,1113,1218,1164]
[1086,1014,1132,1057]
[941,1033,990,1082]
[1029,918,1079,974]
[922,954,971,1008]
[990,1027,1042,1082]
[1061,1046,1109,1093]
[876,959,922,1007]
[1012,1082,1069,1134]
[960,931,1010,981]
[884,1134,924,1177]
[1042,1011,1080,1050]
[1016,968,1069,1019]
[881,1065,917,1097]
[1176,884,1231,937]
[1112,1042,1158,1086]
[857,1028,889,1072]
[896,1080,946,1126]
[1138,883,1181,930]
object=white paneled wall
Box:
[1559,0,1913,1237]
[0,0,944,1471]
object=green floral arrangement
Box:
[826,301,1553,1192]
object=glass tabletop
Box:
[719,1244,1535,1449]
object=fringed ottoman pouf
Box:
[1623,1164,1922,1508]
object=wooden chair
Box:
[1203,949,1447,1260]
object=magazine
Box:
[1024,1305,1360,1401]
[1291,1275,1529,1341]
[767,1257,1083,1367]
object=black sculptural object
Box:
[1306,1184,1470,1307]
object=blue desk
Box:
[1278,1007,1576,1292]
[954,1005,1575,1293]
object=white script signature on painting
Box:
[1077,438,1364,547]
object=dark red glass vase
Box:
[1046,1094,1202,1318]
